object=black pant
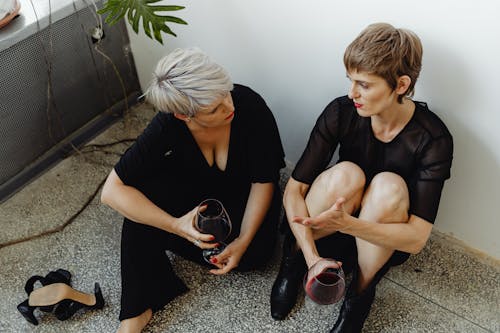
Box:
[119,192,281,321]
[315,231,410,283]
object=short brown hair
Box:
[344,23,423,103]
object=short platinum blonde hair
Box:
[344,23,423,103]
[145,48,233,116]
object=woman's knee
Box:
[363,172,409,218]
[315,161,366,198]
[305,162,365,216]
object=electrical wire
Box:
[1,0,141,249]
[28,0,65,144]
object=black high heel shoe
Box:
[24,269,72,313]
[16,300,38,326]
[17,269,72,325]
[18,282,105,325]
[54,283,105,321]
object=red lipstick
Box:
[354,103,363,108]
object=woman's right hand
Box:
[306,255,324,270]
[307,257,343,277]
[172,206,218,249]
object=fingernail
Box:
[209,236,215,241]
[210,257,218,264]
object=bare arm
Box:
[339,213,432,254]
[239,182,275,246]
[295,198,433,254]
[283,178,323,268]
[100,169,213,244]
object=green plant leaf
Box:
[97,0,187,44]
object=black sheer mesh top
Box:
[293,96,453,223]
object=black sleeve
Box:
[410,133,454,223]
[292,100,341,184]
[114,113,168,187]
[246,90,285,183]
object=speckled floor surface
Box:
[1,103,499,333]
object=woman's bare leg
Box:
[306,161,365,240]
[355,172,409,292]
[117,309,152,333]
[271,162,366,320]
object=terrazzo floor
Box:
[1,103,499,333]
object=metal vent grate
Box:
[0,3,140,201]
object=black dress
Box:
[114,84,285,320]
[292,96,453,276]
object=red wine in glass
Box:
[303,259,345,305]
[197,217,231,243]
[195,199,232,264]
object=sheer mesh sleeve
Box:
[292,100,341,184]
[410,133,453,223]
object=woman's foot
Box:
[117,309,152,333]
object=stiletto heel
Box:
[17,300,38,325]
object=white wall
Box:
[125,0,500,258]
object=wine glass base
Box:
[202,243,227,265]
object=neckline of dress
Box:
[180,115,235,173]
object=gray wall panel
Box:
[0,4,140,196]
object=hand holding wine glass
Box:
[303,258,345,305]
[195,199,232,265]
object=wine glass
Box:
[303,258,345,305]
[195,198,232,264]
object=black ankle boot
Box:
[270,227,307,320]
[330,269,376,333]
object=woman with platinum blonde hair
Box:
[270,23,453,332]
[102,48,285,332]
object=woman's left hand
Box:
[209,238,248,275]
[293,197,348,232]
